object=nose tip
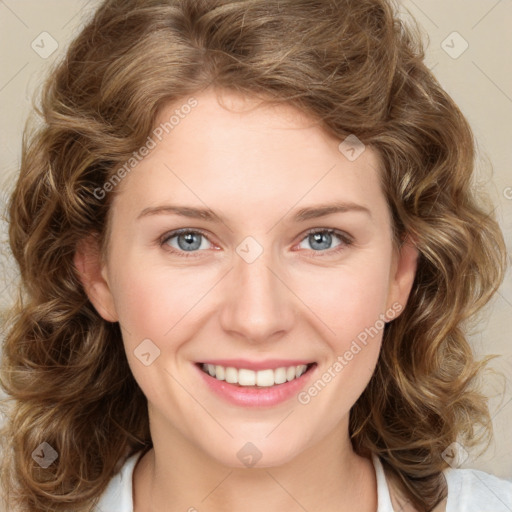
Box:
[218,252,296,344]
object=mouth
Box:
[196,362,317,388]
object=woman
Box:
[1,0,510,511]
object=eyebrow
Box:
[137,201,371,223]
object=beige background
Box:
[0,0,510,494]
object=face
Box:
[76,87,418,468]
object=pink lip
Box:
[194,362,317,408]
[199,359,313,371]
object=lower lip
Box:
[195,363,317,407]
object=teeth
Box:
[201,363,310,387]
[239,369,256,386]
[215,365,225,380]
[225,367,238,384]
[256,369,274,387]
[274,367,287,384]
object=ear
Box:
[385,235,419,320]
[73,234,119,322]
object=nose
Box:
[218,247,296,345]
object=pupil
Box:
[179,232,201,251]
[311,232,331,250]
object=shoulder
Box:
[94,451,144,512]
[444,466,512,512]
[373,453,511,512]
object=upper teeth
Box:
[202,363,309,387]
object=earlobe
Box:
[73,235,119,323]
[386,236,419,319]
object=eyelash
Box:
[159,228,353,258]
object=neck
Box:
[133,417,377,512]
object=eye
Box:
[159,227,353,258]
[296,228,353,255]
[160,228,214,257]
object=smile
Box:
[199,363,315,388]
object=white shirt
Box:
[94,451,512,511]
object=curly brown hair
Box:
[0,0,507,511]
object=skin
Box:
[75,87,418,512]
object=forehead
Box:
[110,88,386,222]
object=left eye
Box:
[160,228,352,257]
[297,229,350,253]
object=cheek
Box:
[294,258,392,346]
[108,266,202,401]
[110,261,216,350]
[114,279,165,334]
[294,267,390,413]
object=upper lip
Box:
[198,359,315,371]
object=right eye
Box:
[160,229,215,257]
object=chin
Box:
[202,435,308,470]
